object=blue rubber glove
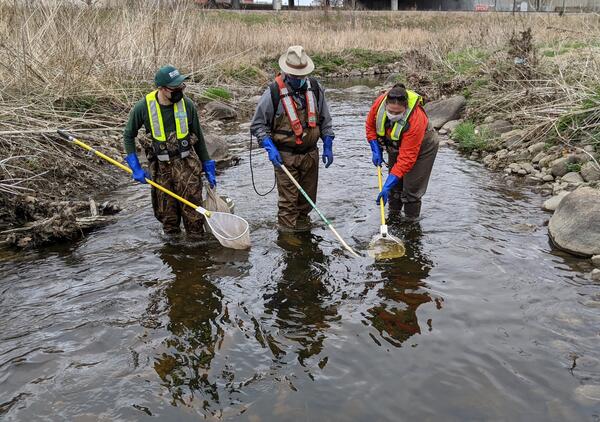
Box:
[322,136,334,168]
[125,152,150,184]
[369,140,383,167]
[376,174,400,205]
[202,160,217,189]
[261,137,283,167]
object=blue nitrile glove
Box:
[369,140,383,167]
[261,137,283,167]
[322,136,334,168]
[125,152,150,184]
[202,159,217,189]
[376,174,400,205]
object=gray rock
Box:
[528,142,546,155]
[532,151,546,164]
[496,149,509,159]
[542,174,555,182]
[542,191,569,212]
[592,255,600,268]
[348,69,362,77]
[517,169,527,176]
[482,154,496,167]
[584,145,595,153]
[539,154,559,168]
[551,155,578,177]
[481,120,513,136]
[204,133,231,164]
[521,163,535,174]
[592,269,600,282]
[548,187,600,257]
[500,129,525,149]
[344,85,372,94]
[438,128,448,135]
[581,161,600,182]
[423,96,466,129]
[561,172,584,184]
[205,101,238,120]
[441,119,461,133]
[513,148,532,162]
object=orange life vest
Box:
[275,74,317,145]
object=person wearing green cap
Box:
[123,65,217,235]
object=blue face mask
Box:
[286,75,306,90]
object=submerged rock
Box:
[548,187,600,257]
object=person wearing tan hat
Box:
[251,46,335,231]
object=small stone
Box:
[591,255,600,268]
[561,172,584,184]
[520,163,535,174]
[483,115,495,124]
[551,155,578,177]
[517,169,527,176]
[581,162,600,182]
[542,174,554,182]
[441,120,461,133]
[528,142,546,155]
[532,151,546,163]
[542,191,569,212]
[592,269,600,282]
[438,128,448,135]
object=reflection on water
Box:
[365,223,437,348]
[153,243,225,409]
[263,232,338,367]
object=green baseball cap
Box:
[154,65,188,87]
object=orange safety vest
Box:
[275,74,317,145]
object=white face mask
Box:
[386,110,406,122]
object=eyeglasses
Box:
[165,83,186,92]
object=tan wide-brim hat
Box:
[278,45,315,76]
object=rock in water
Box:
[548,187,600,257]
[344,85,372,94]
[204,133,231,165]
[423,96,466,129]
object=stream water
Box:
[1,83,599,421]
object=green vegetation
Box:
[201,87,232,101]
[445,48,490,76]
[451,121,492,153]
[310,48,402,75]
[566,163,582,173]
[223,65,264,84]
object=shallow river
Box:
[1,85,600,421]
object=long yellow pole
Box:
[377,166,386,227]
[56,130,211,217]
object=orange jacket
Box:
[365,93,428,179]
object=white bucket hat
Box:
[278,45,315,76]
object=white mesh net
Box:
[205,212,251,250]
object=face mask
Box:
[386,110,406,122]
[287,76,306,90]
[169,89,184,103]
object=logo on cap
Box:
[168,70,180,78]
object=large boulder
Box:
[204,133,232,165]
[480,120,514,136]
[581,161,600,182]
[423,95,466,129]
[205,101,238,121]
[548,187,600,257]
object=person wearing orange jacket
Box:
[366,83,439,220]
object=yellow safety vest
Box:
[376,90,423,141]
[145,90,189,142]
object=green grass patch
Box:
[223,65,263,83]
[201,87,232,101]
[445,48,490,76]
[566,163,582,173]
[451,121,492,153]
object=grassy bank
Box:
[1,3,599,232]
